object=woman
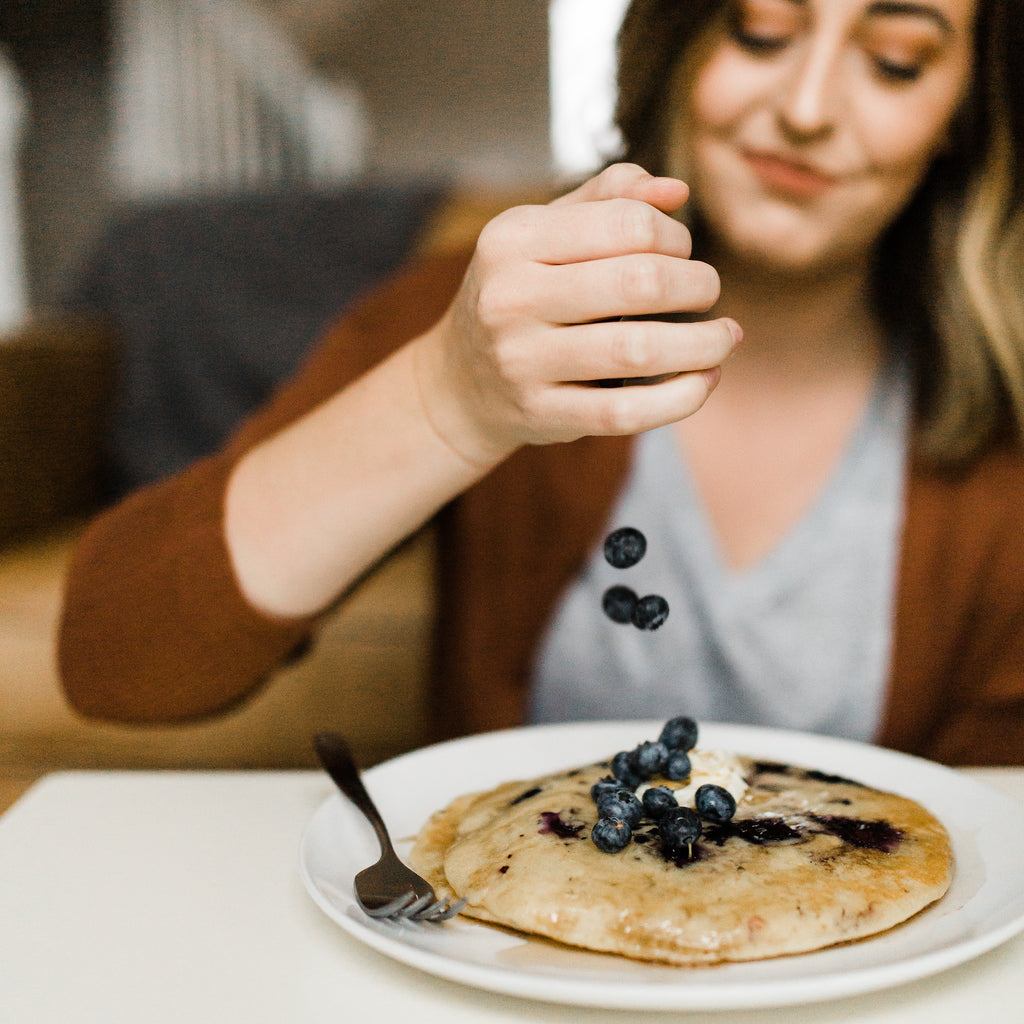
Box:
[59,0,1024,763]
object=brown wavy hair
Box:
[614,0,1024,468]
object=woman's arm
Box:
[225,165,740,618]
[57,251,472,722]
[59,165,741,721]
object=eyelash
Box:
[872,58,923,84]
[731,27,790,56]
[729,28,925,87]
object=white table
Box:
[1,767,1021,1023]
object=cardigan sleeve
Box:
[58,250,472,722]
[881,440,1024,765]
[928,477,1024,765]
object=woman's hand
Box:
[223,164,742,618]
[413,163,742,466]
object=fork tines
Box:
[360,891,467,922]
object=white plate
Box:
[299,721,1024,1011]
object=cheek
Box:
[687,50,768,133]
[855,76,970,179]
[858,116,947,182]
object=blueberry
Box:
[658,806,702,851]
[695,784,737,823]
[611,750,643,789]
[602,585,638,624]
[632,594,669,630]
[641,785,678,819]
[590,775,621,803]
[631,740,669,779]
[604,527,647,569]
[659,715,699,752]
[664,749,692,782]
[591,816,633,853]
[596,788,643,829]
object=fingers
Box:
[533,254,721,324]
[552,163,689,215]
[429,163,735,453]
[479,198,694,267]
[484,162,692,267]
[525,316,741,385]
[472,163,703,327]
[474,315,740,447]
[530,365,726,441]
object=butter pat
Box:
[638,749,748,809]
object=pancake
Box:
[409,731,952,965]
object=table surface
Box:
[1,765,1021,1024]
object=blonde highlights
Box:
[920,52,1024,465]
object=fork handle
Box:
[314,732,396,855]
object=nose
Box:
[776,40,843,141]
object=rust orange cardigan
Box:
[58,251,1024,765]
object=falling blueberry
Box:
[604,527,647,568]
[602,585,638,624]
[632,594,669,630]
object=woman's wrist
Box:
[224,335,504,619]
[409,316,521,471]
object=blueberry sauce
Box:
[751,762,866,789]
[749,761,868,790]
[650,813,904,862]
[511,786,543,805]
[810,814,904,852]
[804,770,867,788]
[658,838,707,867]
[703,816,804,846]
[538,812,585,839]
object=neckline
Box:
[648,352,910,590]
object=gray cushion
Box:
[66,183,447,496]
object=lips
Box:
[744,151,838,199]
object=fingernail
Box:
[725,318,743,345]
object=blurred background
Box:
[0,0,632,809]
[1,0,632,316]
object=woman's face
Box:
[668,0,978,275]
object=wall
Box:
[0,0,111,312]
[2,0,553,311]
[321,0,552,188]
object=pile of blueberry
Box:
[589,715,737,856]
[601,527,669,631]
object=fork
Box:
[313,731,466,922]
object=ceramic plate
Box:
[299,721,1024,1010]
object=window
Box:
[548,0,631,177]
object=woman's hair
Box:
[615,0,1024,468]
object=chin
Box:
[713,211,839,276]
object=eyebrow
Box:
[865,2,956,37]
[776,0,957,38]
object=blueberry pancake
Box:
[409,721,952,966]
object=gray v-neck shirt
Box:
[528,358,911,742]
